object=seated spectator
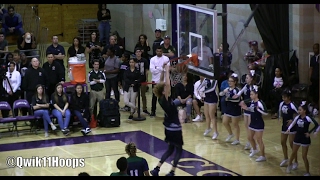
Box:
[32,84,57,138]
[1,5,24,36]
[17,32,37,57]
[173,73,194,122]
[51,82,71,136]
[0,4,7,22]
[0,32,9,59]
[78,172,90,176]
[67,37,85,60]
[110,157,129,176]
[125,142,150,176]
[69,83,91,136]
[192,76,205,122]
[4,52,12,66]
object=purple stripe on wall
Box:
[0,130,241,176]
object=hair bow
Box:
[231,73,238,78]
[253,85,259,92]
[301,101,306,106]
[250,70,255,76]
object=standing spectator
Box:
[152,29,163,56]
[134,47,150,115]
[88,59,105,119]
[51,83,71,136]
[22,57,48,104]
[123,58,140,120]
[46,36,66,75]
[1,5,24,36]
[149,46,170,117]
[42,52,65,99]
[125,142,150,176]
[2,61,21,117]
[85,31,103,69]
[309,43,319,111]
[134,34,150,61]
[67,37,85,60]
[119,52,130,111]
[160,35,176,59]
[104,46,120,101]
[101,35,122,58]
[111,31,125,55]
[97,4,111,46]
[0,4,7,22]
[69,83,91,136]
[17,32,37,57]
[0,32,8,59]
[270,67,285,119]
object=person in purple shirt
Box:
[1,6,24,36]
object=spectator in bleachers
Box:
[1,5,24,36]
[134,34,150,61]
[31,84,57,138]
[85,31,103,69]
[102,35,122,58]
[0,4,7,22]
[17,32,38,57]
[5,52,13,65]
[22,57,49,105]
[152,29,163,56]
[46,36,66,74]
[88,59,105,119]
[51,82,71,136]
[111,31,124,55]
[104,46,120,101]
[42,52,65,100]
[2,61,21,117]
[69,83,91,136]
[97,4,111,46]
[0,32,9,59]
[67,37,85,61]
[12,49,21,72]
[160,35,176,59]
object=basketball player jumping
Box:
[150,63,184,176]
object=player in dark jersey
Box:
[240,85,268,162]
[150,63,183,176]
[277,89,299,168]
[285,101,319,176]
[125,142,150,176]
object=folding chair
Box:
[13,99,36,136]
[0,101,17,137]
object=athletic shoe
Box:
[280,159,288,167]
[244,142,251,150]
[231,140,240,145]
[212,132,219,140]
[225,134,234,142]
[203,128,212,136]
[192,115,201,122]
[150,168,159,176]
[249,149,259,157]
[286,165,292,173]
[255,156,266,162]
[292,162,298,170]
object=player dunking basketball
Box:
[150,63,183,176]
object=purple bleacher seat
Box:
[13,99,35,121]
[0,101,17,123]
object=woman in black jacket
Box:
[123,59,141,120]
[70,83,91,135]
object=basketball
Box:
[176,63,188,74]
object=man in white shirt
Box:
[192,76,205,122]
[2,61,21,118]
[149,46,170,117]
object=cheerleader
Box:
[219,73,242,145]
[239,85,268,162]
[286,101,319,176]
[278,89,298,168]
[233,70,256,150]
[198,77,219,140]
[150,64,183,176]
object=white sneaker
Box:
[231,140,240,145]
[212,132,219,140]
[50,124,57,131]
[192,115,201,122]
[203,128,212,136]
[249,149,259,157]
[280,159,288,167]
[45,132,49,138]
[255,156,266,162]
[244,142,251,150]
[119,88,124,95]
[111,90,114,96]
[303,173,311,176]
[225,134,234,142]
[286,165,292,173]
[292,162,298,170]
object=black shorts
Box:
[195,98,204,107]
[164,129,184,146]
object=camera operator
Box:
[2,61,21,117]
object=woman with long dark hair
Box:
[67,37,85,59]
[134,34,150,61]
[97,4,111,45]
[85,31,103,69]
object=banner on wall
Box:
[316,4,319,12]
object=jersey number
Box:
[130,169,139,176]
